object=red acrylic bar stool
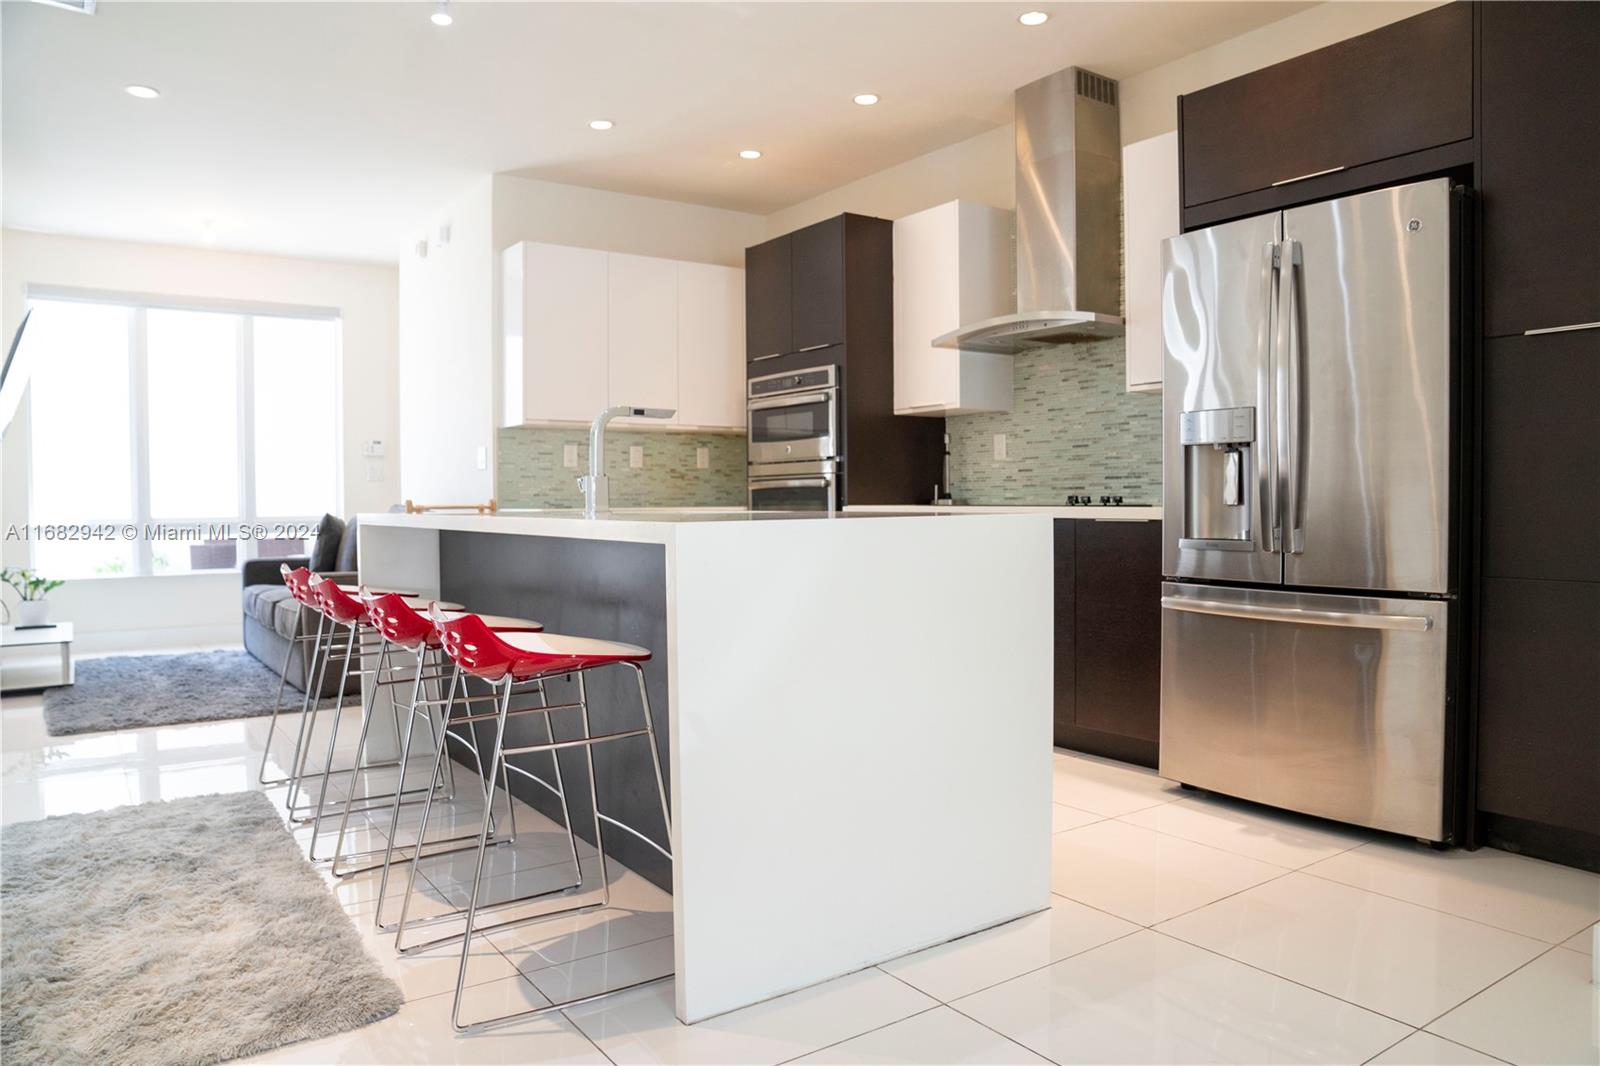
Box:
[362,593,583,931]
[296,574,465,855]
[412,608,672,1032]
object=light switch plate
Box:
[365,461,384,483]
[696,446,709,470]
[475,445,488,471]
[993,434,1008,461]
[629,445,644,469]
[361,439,385,458]
[563,443,579,468]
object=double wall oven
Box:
[747,365,838,511]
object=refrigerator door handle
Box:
[1259,242,1281,554]
[1160,596,1433,632]
[1279,238,1307,554]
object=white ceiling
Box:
[3,1,1305,264]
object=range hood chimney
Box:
[933,67,1123,355]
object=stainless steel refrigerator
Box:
[1159,177,1462,843]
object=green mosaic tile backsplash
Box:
[496,426,747,509]
[946,336,1163,505]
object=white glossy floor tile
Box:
[1050,752,1184,817]
[520,934,674,1008]
[240,975,609,1064]
[1120,794,1372,868]
[791,1005,1049,1065]
[1052,819,1286,925]
[490,874,673,975]
[1052,803,1101,833]
[356,919,523,1002]
[953,929,1409,1065]
[564,967,934,1065]
[1364,1031,1506,1066]
[1157,872,1549,1026]
[1562,923,1596,955]
[880,896,1136,1001]
[1305,839,1600,944]
[1428,947,1600,1066]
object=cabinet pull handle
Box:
[1271,165,1345,188]
[901,403,946,411]
[796,343,832,353]
[751,352,784,362]
[1524,321,1600,336]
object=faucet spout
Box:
[580,405,676,518]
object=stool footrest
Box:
[500,727,647,757]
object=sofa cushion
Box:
[245,584,297,633]
[309,513,345,571]
[271,595,307,641]
[335,516,360,572]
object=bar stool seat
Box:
[493,631,650,677]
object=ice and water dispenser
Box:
[1178,406,1258,549]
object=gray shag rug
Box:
[41,649,325,737]
[0,790,403,1066]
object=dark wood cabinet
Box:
[1178,3,1472,223]
[1053,519,1162,768]
[1481,332,1600,583]
[1476,577,1600,842]
[790,216,845,352]
[1480,2,1600,338]
[743,214,943,505]
[744,234,792,363]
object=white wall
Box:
[395,176,496,506]
[395,174,764,505]
[0,228,400,650]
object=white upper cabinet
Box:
[608,252,679,425]
[502,241,609,425]
[501,242,745,430]
[676,261,745,431]
[1122,131,1179,393]
[893,201,1014,416]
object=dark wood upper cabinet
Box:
[1481,332,1600,583]
[1480,1,1600,338]
[1178,3,1472,210]
[744,234,792,363]
[790,216,846,352]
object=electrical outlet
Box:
[695,446,709,470]
[475,445,488,471]
[993,433,1009,461]
[563,443,578,468]
[629,445,644,469]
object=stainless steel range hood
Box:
[934,67,1124,355]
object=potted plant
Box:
[2,568,64,627]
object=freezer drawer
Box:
[1159,582,1450,841]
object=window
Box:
[24,295,341,578]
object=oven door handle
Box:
[751,477,833,490]
[747,391,834,412]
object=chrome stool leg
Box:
[257,603,302,786]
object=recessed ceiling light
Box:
[739,149,763,160]
[1018,10,1049,26]
[589,119,615,131]
[430,1,452,27]
[853,93,880,106]
[124,84,160,99]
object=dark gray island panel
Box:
[438,530,673,891]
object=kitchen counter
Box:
[357,508,1052,1023]
[845,503,1162,520]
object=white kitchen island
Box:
[357,508,1052,1023]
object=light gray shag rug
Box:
[41,650,326,737]
[0,790,403,1066]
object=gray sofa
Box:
[241,515,361,697]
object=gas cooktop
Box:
[1065,494,1132,506]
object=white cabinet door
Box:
[1122,132,1179,393]
[893,201,1012,415]
[608,252,679,424]
[676,262,745,429]
[505,242,608,425]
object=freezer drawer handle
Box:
[1160,596,1433,632]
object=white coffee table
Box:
[1,622,75,692]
